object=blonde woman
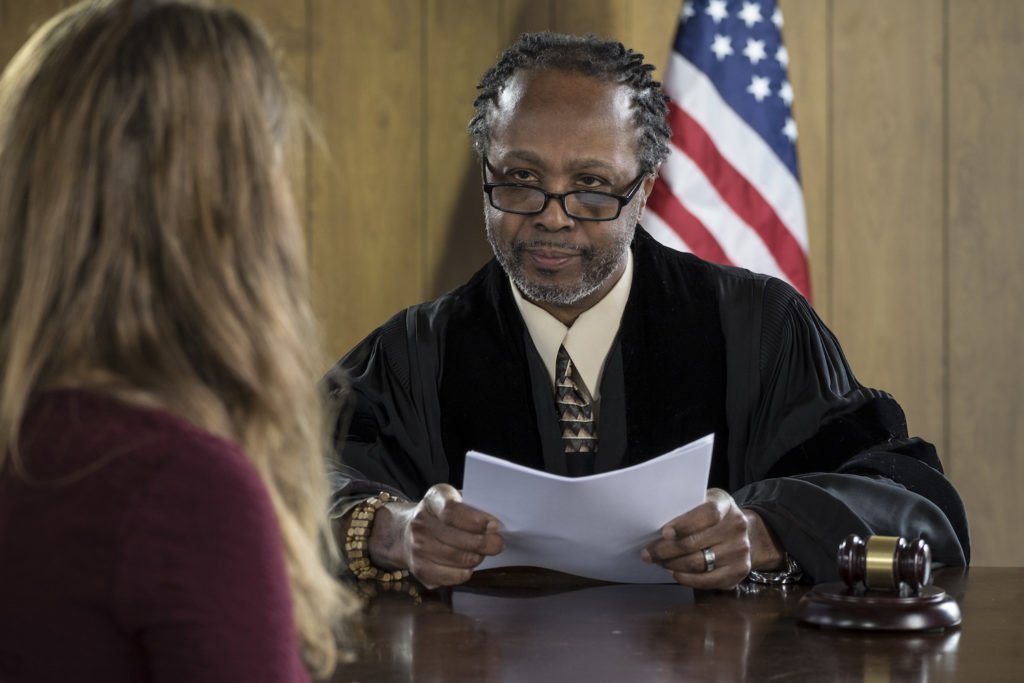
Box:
[0,1,357,680]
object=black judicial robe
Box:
[327,227,969,582]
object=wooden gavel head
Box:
[837,534,932,593]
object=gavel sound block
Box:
[794,535,961,631]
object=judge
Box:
[328,32,969,590]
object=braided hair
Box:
[468,32,671,174]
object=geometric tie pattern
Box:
[555,345,598,454]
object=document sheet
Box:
[461,434,714,583]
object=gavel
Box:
[836,534,931,593]
[795,534,958,631]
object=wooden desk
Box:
[333,568,1021,682]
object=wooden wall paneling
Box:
[628,0,682,80]
[778,0,830,321]
[308,0,424,358]
[0,1,69,70]
[830,0,945,451]
[424,0,504,297]
[501,0,554,40]
[230,0,308,89]
[553,0,631,41]
[228,0,310,256]
[948,0,1024,566]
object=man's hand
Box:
[368,483,504,589]
[640,488,784,590]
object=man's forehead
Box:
[492,69,634,127]
[493,148,622,174]
[486,69,642,174]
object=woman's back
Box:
[0,1,355,677]
[0,390,308,682]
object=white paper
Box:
[461,433,714,583]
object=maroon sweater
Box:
[0,390,309,682]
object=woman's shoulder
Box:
[23,388,253,483]
[16,388,275,543]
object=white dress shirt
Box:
[509,250,634,401]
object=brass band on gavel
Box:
[864,535,901,590]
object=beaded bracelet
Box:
[345,492,409,582]
[352,576,422,604]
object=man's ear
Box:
[642,173,658,199]
[637,172,658,214]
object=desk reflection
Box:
[337,570,974,683]
[450,585,696,682]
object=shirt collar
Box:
[510,250,633,399]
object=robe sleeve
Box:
[723,277,970,582]
[324,303,452,517]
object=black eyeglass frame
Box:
[480,158,648,222]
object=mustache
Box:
[514,240,590,255]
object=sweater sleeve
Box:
[112,434,309,683]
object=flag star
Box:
[738,2,763,28]
[742,38,767,65]
[773,7,784,28]
[681,1,695,21]
[778,80,794,106]
[747,75,772,102]
[710,34,734,60]
[783,117,798,142]
[706,0,729,24]
[776,45,789,68]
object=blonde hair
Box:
[0,0,357,675]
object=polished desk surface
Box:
[333,567,1022,682]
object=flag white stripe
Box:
[640,210,692,253]
[659,143,791,284]
[665,52,809,252]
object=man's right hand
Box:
[368,483,504,589]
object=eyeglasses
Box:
[481,158,647,222]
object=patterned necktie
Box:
[555,345,598,454]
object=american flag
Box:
[643,0,812,300]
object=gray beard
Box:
[485,204,639,307]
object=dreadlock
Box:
[468,32,671,174]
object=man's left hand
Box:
[640,488,783,590]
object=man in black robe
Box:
[328,33,969,589]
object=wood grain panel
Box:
[0,0,68,70]
[424,0,503,297]
[779,0,830,320]
[554,0,631,41]
[830,0,945,452]
[628,0,680,79]
[948,0,1024,566]
[229,0,307,77]
[308,0,424,358]
[228,0,310,256]
[501,0,553,41]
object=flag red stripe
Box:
[667,102,811,298]
[647,180,733,266]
